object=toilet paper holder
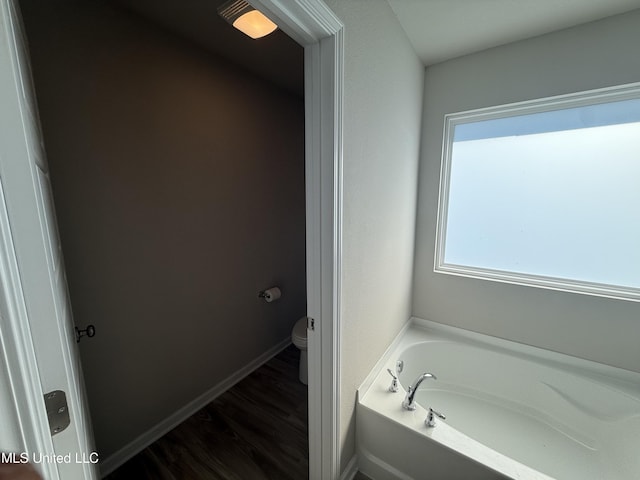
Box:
[258,287,282,303]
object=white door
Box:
[0,1,97,479]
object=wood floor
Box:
[104,344,308,480]
[353,472,372,480]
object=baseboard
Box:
[99,338,292,477]
[340,454,359,480]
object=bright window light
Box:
[435,83,640,301]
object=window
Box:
[435,83,640,301]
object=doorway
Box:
[20,0,306,473]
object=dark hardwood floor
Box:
[104,344,308,480]
[353,472,372,480]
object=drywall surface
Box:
[20,0,305,459]
[324,0,424,470]
[0,363,21,453]
[414,10,640,373]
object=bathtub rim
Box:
[359,317,640,399]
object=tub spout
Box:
[402,372,436,410]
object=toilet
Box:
[291,317,308,385]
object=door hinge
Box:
[44,390,70,436]
[307,317,315,331]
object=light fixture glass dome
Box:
[232,10,277,39]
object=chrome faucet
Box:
[402,372,436,410]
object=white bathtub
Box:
[357,318,640,480]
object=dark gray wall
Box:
[21,0,305,458]
[413,10,640,373]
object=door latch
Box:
[307,317,315,331]
[44,390,70,436]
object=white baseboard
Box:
[99,338,292,477]
[340,454,359,480]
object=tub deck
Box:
[357,318,640,480]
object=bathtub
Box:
[356,318,640,480]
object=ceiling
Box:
[387,0,640,65]
[115,0,640,96]
[115,0,304,97]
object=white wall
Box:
[20,0,306,460]
[323,0,424,470]
[414,10,640,373]
[0,363,21,451]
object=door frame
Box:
[248,1,345,478]
[0,0,344,478]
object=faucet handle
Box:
[386,369,399,392]
[426,407,446,428]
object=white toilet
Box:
[291,317,308,385]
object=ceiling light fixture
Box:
[217,0,278,39]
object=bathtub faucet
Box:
[402,372,437,410]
